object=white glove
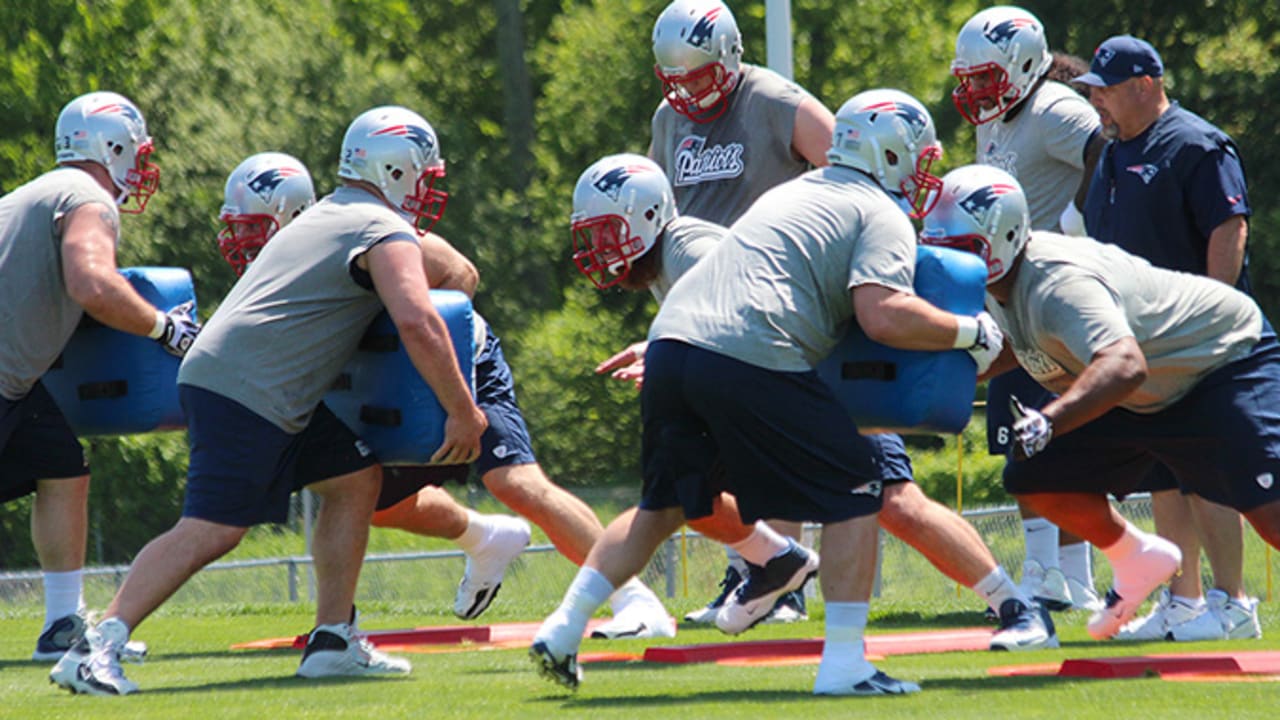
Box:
[1009,395,1053,460]
[153,301,201,357]
[954,311,1004,375]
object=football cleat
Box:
[453,515,531,620]
[592,592,676,640]
[1208,588,1262,640]
[1065,575,1104,613]
[49,619,138,696]
[296,622,411,678]
[1087,535,1180,640]
[815,670,922,696]
[684,564,743,624]
[989,599,1059,651]
[33,612,148,663]
[1018,560,1072,612]
[763,590,809,624]
[529,640,582,691]
[716,540,819,635]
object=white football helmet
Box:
[337,106,447,235]
[951,6,1052,125]
[652,0,743,123]
[570,153,677,289]
[54,91,159,213]
[919,164,1030,284]
[827,89,943,218]
[217,152,316,276]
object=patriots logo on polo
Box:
[958,182,1017,225]
[1095,46,1116,66]
[372,124,436,154]
[983,17,1036,52]
[686,6,722,51]
[591,164,652,201]
[1125,163,1159,184]
[862,101,928,139]
[247,167,303,204]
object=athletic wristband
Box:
[147,309,167,340]
[953,315,978,349]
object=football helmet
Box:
[54,91,159,213]
[652,0,743,123]
[919,164,1030,284]
[951,6,1052,125]
[827,89,943,218]
[217,152,316,276]
[570,153,677,289]
[337,106,447,235]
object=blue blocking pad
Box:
[43,267,194,436]
[816,245,988,434]
[325,290,475,464]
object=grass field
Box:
[3,597,1279,719]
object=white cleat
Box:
[1087,535,1181,640]
[1208,588,1262,640]
[1065,575,1105,613]
[454,515,532,620]
[592,599,676,640]
[716,540,819,636]
[49,618,138,696]
[989,599,1059,651]
[1019,560,1072,612]
[815,668,922,696]
[296,622,411,678]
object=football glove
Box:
[156,301,201,357]
[957,311,1004,375]
[1009,395,1053,460]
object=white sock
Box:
[1059,542,1094,586]
[973,567,1023,611]
[727,522,791,566]
[539,567,615,656]
[1022,518,1059,569]
[1172,594,1206,608]
[724,546,748,573]
[814,602,875,691]
[454,509,490,553]
[42,570,83,631]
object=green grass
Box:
[3,602,1279,719]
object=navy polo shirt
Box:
[1084,102,1254,293]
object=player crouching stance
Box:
[921,164,1280,638]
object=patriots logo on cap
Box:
[686,7,722,51]
[863,101,928,138]
[1095,46,1116,66]
[592,165,652,201]
[958,183,1018,224]
[983,17,1036,52]
[372,124,436,154]
[247,167,303,203]
[1125,163,1159,184]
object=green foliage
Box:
[83,433,190,563]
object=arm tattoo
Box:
[98,208,120,236]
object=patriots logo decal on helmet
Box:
[89,102,143,125]
[983,17,1036,52]
[372,124,436,154]
[959,183,1018,225]
[247,166,304,204]
[686,7,721,51]
[592,165,652,202]
[863,101,929,137]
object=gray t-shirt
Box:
[988,232,1262,412]
[976,81,1098,231]
[649,216,725,303]
[0,168,119,400]
[651,64,814,227]
[650,166,917,372]
[179,186,419,433]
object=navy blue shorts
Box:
[181,385,376,527]
[870,433,914,485]
[376,329,536,511]
[986,368,1056,455]
[1,382,88,503]
[640,340,883,524]
[1004,337,1280,512]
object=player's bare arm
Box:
[60,202,168,336]
[978,344,1020,381]
[791,97,835,168]
[366,238,486,464]
[1039,336,1147,436]
[1206,214,1248,286]
[853,284,974,350]
[419,231,480,297]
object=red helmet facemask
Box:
[119,140,160,214]
[571,214,647,290]
[901,145,944,219]
[402,164,449,236]
[655,62,736,124]
[952,64,1018,126]
[217,213,278,277]
[920,232,1002,280]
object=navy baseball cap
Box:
[1073,35,1164,87]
